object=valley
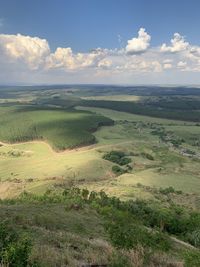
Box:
[0,85,200,266]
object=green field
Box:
[0,105,113,150]
[81,99,200,122]
[0,104,200,199]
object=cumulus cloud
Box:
[163,63,172,70]
[163,59,173,64]
[0,33,50,69]
[177,61,187,68]
[125,28,151,54]
[46,47,107,70]
[1,29,200,84]
[161,33,189,53]
[98,58,112,69]
[115,57,162,73]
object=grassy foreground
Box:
[1,188,200,267]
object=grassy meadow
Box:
[0,103,199,199]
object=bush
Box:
[187,230,200,248]
[183,250,200,267]
[103,151,131,166]
[141,152,154,160]
[105,213,170,251]
[118,157,132,165]
[126,164,133,171]
[0,221,33,267]
[159,186,176,195]
[112,165,127,176]
[110,252,132,267]
[109,221,170,251]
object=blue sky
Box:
[0,0,200,84]
[1,0,200,51]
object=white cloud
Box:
[125,28,151,54]
[163,59,173,64]
[163,63,172,69]
[45,47,74,69]
[161,33,189,53]
[177,61,194,72]
[46,47,107,70]
[0,34,50,69]
[1,29,200,84]
[177,61,187,68]
[116,57,162,73]
[98,58,112,69]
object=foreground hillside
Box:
[1,188,200,267]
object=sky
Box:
[1,0,200,85]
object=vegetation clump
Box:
[9,188,200,248]
[112,165,127,176]
[103,150,131,166]
[0,221,34,267]
[0,188,200,266]
[159,186,183,195]
[103,150,132,176]
[141,152,154,160]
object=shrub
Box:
[141,152,154,160]
[112,165,126,176]
[103,151,131,166]
[118,157,132,165]
[105,214,170,251]
[187,230,200,248]
[110,252,132,267]
[126,164,133,171]
[183,250,200,267]
[159,186,175,195]
[2,237,32,267]
[82,188,89,200]
[0,221,33,267]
